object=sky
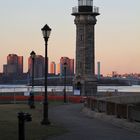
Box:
[0,0,140,75]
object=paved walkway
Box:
[48,103,140,140]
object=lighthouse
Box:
[72,0,100,96]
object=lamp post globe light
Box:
[29,51,36,109]
[63,62,67,103]
[41,24,51,125]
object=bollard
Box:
[18,112,32,140]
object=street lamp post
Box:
[63,62,67,103]
[41,24,51,125]
[29,51,36,109]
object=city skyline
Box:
[0,0,140,75]
[2,53,140,76]
[2,53,75,75]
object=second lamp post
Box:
[29,51,36,109]
[41,24,51,125]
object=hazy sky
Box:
[0,0,140,75]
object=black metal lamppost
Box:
[63,62,67,103]
[29,51,36,109]
[41,24,51,125]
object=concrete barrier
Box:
[85,94,140,123]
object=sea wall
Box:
[85,94,140,122]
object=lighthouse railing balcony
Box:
[72,6,99,14]
[93,6,99,14]
[72,6,78,13]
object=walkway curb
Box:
[82,107,140,133]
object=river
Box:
[0,85,140,93]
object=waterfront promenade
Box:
[48,103,140,140]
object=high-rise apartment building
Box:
[3,54,23,76]
[7,54,18,65]
[57,63,61,75]
[50,61,56,75]
[18,56,23,74]
[69,59,74,75]
[60,57,74,76]
[28,55,45,78]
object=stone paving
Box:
[48,103,140,140]
[82,107,140,133]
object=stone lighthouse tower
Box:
[72,0,100,96]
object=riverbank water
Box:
[0,85,140,93]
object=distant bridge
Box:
[99,77,140,86]
[5,76,140,86]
